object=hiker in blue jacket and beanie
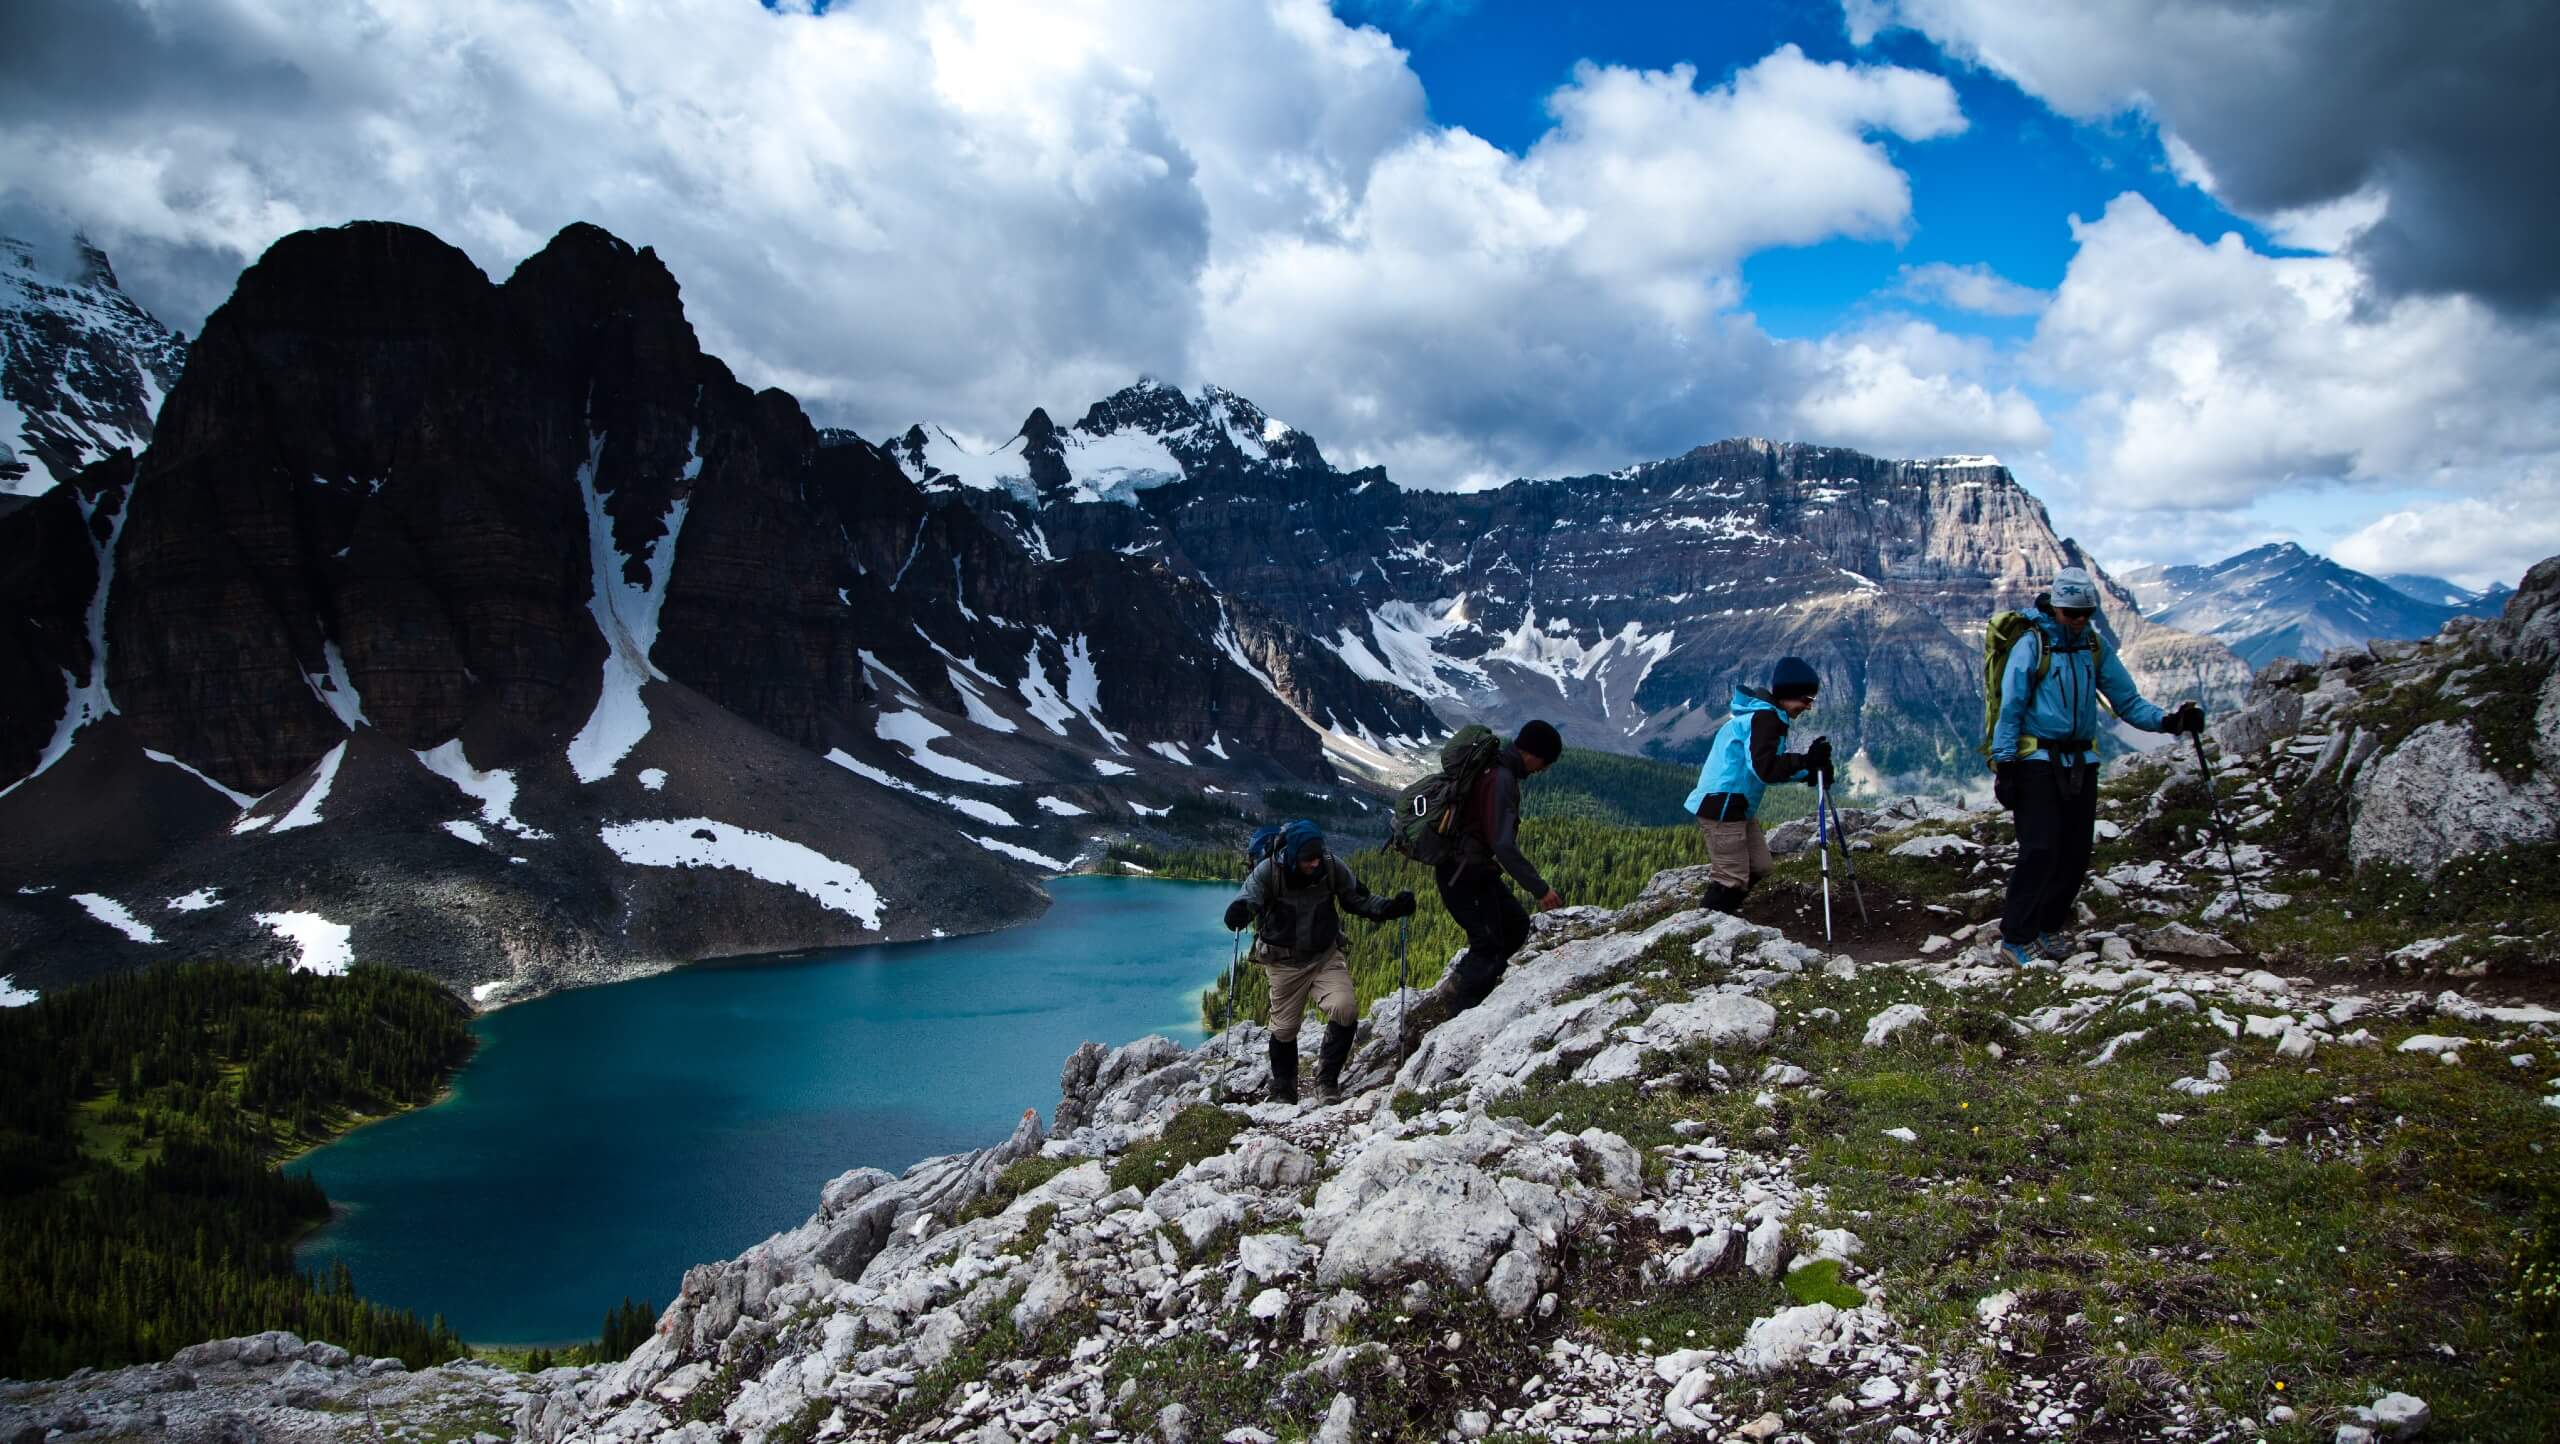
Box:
[1990,567,2203,965]
[1684,657,1832,913]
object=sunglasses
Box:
[2057,606,2095,621]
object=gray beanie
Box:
[2050,567,2101,611]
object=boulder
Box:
[2351,720,2559,876]
[2212,686,2303,757]
[1638,992,1779,1053]
[2142,923,2241,958]
[1315,1163,1529,1289]
[1862,1003,1928,1046]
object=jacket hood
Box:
[1729,685,1781,717]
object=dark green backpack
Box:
[1387,725,1503,864]
[1979,610,2101,769]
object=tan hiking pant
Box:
[1697,817,1774,890]
[1258,941,1356,1041]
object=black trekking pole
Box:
[1822,775,1869,934]
[1224,928,1240,1032]
[1395,914,1410,1072]
[2187,731,2258,930]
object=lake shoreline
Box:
[291,875,1240,1343]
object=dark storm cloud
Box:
[1854,0,2560,314]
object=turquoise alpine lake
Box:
[291,876,1234,1345]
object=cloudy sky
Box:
[3,0,2554,587]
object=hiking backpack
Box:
[1386,724,1504,865]
[1978,610,2102,770]
[1244,822,1301,872]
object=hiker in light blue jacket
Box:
[1684,657,1832,914]
[1990,567,2203,965]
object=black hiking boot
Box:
[1701,882,1749,914]
[1312,1021,1357,1103]
[1267,1036,1300,1104]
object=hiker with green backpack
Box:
[1223,819,1415,1104]
[1984,566,2204,966]
[1387,721,1565,1046]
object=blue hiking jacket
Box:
[1991,611,2169,764]
[1683,688,1797,820]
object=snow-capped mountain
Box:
[2118,542,2472,668]
[0,221,2247,1004]
[0,224,1411,1005]
[0,235,187,502]
[2378,572,2514,616]
[893,386,2245,784]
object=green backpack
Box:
[1979,611,2101,770]
[1387,724,1503,864]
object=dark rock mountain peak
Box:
[1,233,188,502]
[1,222,1403,1004]
[2118,541,2474,668]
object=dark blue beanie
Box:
[1281,818,1325,862]
[1769,656,1821,700]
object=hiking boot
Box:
[1311,1021,1356,1104]
[1701,882,1748,914]
[1266,1036,1300,1104]
[1995,939,2038,968]
[2034,931,2076,960]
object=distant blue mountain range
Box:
[2116,543,2512,669]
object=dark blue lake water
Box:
[291,876,1232,1344]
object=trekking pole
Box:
[1814,781,1835,944]
[1822,775,1869,933]
[1225,928,1240,1032]
[2187,731,2258,930]
[1395,914,1410,1071]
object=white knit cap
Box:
[2051,567,2101,611]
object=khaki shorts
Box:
[1258,941,1356,1041]
[1696,817,1773,890]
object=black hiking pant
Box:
[2002,759,2098,945]
[1436,862,1531,1010]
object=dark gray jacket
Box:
[1449,747,1554,898]
[1237,854,1393,958]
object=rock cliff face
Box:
[0,235,186,501]
[910,414,2249,784]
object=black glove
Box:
[1802,736,1834,786]
[1993,761,2022,811]
[1222,899,1252,932]
[1382,890,1417,920]
[2170,702,2205,736]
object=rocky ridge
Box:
[907,401,2251,786]
[0,234,186,504]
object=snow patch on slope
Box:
[877,709,1019,786]
[971,835,1072,871]
[599,818,883,928]
[144,748,255,808]
[258,912,353,974]
[568,430,690,784]
[825,748,1019,828]
[0,485,131,800]
[73,893,161,943]
[270,741,347,833]
[416,739,550,839]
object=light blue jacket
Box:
[1683,688,1789,820]
[1991,612,2168,764]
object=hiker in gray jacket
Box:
[1223,819,1414,1104]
